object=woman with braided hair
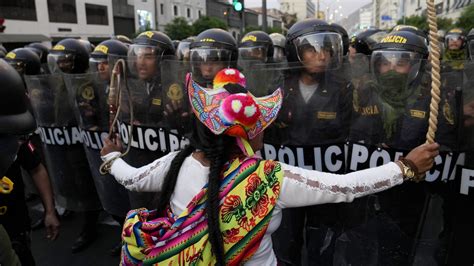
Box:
[100,68,439,265]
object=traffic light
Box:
[233,0,243,12]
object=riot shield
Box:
[63,72,131,218]
[24,74,101,211]
[444,60,474,264]
[338,59,468,265]
[248,62,351,265]
[109,58,189,209]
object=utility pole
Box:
[317,0,320,19]
[240,0,245,37]
[262,0,267,32]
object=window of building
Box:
[0,0,37,21]
[187,8,191,18]
[85,4,108,25]
[174,5,178,16]
[47,0,77,23]
[160,3,164,15]
[198,10,202,18]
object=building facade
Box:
[280,0,316,21]
[154,0,206,32]
[372,0,401,29]
[248,8,284,30]
[404,0,472,20]
[0,0,114,45]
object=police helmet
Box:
[25,43,49,64]
[391,25,429,46]
[270,33,286,63]
[4,48,41,75]
[372,31,429,86]
[176,37,195,61]
[350,29,387,56]
[445,28,466,50]
[190,28,238,62]
[0,59,36,134]
[238,31,274,62]
[286,19,343,70]
[131,31,175,57]
[189,29,238,86]
[128,31,175,80]
[172,40,180,50]
[78,39,96,54]
[113,35,133,45]
[48,38,90,74]
[90,39,128,77]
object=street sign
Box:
[381,15,392,21]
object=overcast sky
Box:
[244,0,372,19]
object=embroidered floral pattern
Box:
[223,228,242,244]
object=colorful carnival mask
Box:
[187,68,282,156]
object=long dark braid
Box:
[202,138,228,265]
[155,83,245,264]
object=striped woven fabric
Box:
[120,157,283,265]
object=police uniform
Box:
[270,19,352,265]
[0,142,41,266]
[280,73,353,145]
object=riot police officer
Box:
[48,38,89,74]
[4,48,41,76]
[270,19,353,266]
[90,39,129,82]
[25,42,49,73]
[46,38,104,253]
[444,28,468,70]
[349,31,446,148]
[127,31,175,125]
[78,39,129,131]
[238,30,274,63]
[0,59,37,266]
[269,33,287,63]
[0,59,60,266]
[189,28,238,88]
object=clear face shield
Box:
[176,41,191,61]
[238,46,268,62]
[445,34,464,51]
[7,60,27,76]
[190,48,232,86]
[47,53,75,74]
[371,50,422,90]
[128,44,164,81]
[294,32,343,73]
[89,57,110,81]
